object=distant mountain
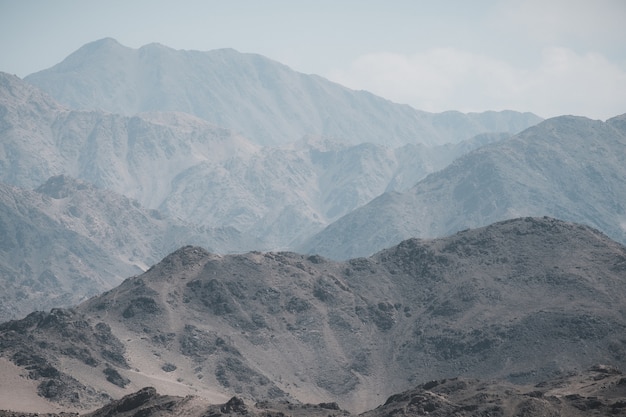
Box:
[0,71,257,200]
[0,176,256,322]
[0,72,510,249]
[1,217,625,413]
[301,114,626,259]
[158,132,511,248]
[24,38,541,147]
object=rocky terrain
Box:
[5,366,626,416]
[359,366,626,417]
[0,217,625,414]
[24,38,541,147]
[302,113,626,259]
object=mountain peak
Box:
[72,37,127,56]
[138,41,170,50]
[137,41,177,57]
[88,37,123,48]
[154,245,213,269]
[29,37,130,75]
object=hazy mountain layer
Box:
[160,133,510,248]
[302,114,626,259]
[0,72,510,249]
[0,176,255,322]
[24,38,541,147]
[1,217,625,413]
[0,72,257,202]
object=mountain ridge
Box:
[1,217,625,413]
[24,38,542,147]
[0,175,259,322]
[301,113,626,259]
[1,72,519,249]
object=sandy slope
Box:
[0,358,66,413]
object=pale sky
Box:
[1,0,625,119]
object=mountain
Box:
[0,71,257,200]
[301,114,626,259]
[158,132,511,248]
[24,38,541,147]
[0,176,255,322]
[1,217,625,413]
[0,72,511,249]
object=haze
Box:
[1,0,625,119]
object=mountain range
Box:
[2,38,626,416]
[302,114,626,259]
[0,69,525,255]
[0,38,539,321]
[1,217,625,414]
[24,38,541,147]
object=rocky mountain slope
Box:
[24,38,541,147]
[0,176,254,322]
[0,72,510,249]
[302,114,626,259]
[1,217,625,414]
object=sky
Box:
[0,0,625,120]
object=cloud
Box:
[327,47,626,120]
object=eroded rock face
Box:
[0,176,249,323]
